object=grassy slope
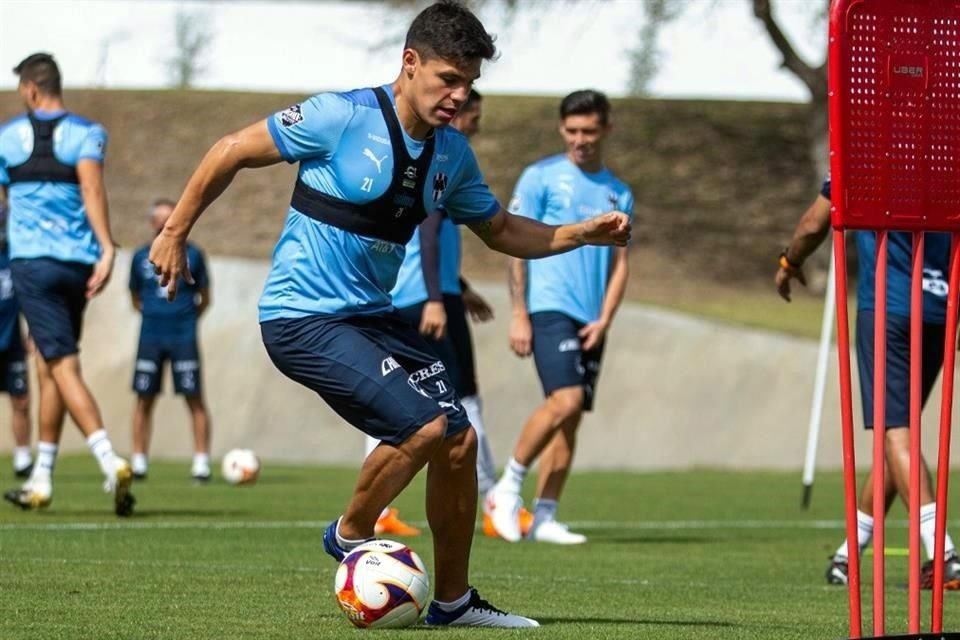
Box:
[0,90,831,336]
[3,456,960,639]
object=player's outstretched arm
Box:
[468,208,630,259]
[775,194,831,302]
[150,120,283,300]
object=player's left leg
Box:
[4,341,32,477]
[171,341,211,482]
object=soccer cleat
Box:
[488,490,524,542]
[920,551,960,590]
[3,479,52,511]
[526,519,587,545]
[825,557,848,586]
[132,471,148,481]
[424,587,539,628]
[374,507,421,537]
[13,463,33,479]
[482,507,534,539]
[191,462,212,485]
[106,459,136,517]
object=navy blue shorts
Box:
[0,329,28,396]
[261,312,471,445]
[855,310,945,429]
[10,258,91,361]
[396,294,478,398]
[531,311,605,412]
[133,339,202,396]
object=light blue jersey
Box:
[260,86,499,321]
[391,215,462,309]
[0,109,107,264]
[510,154,633,324]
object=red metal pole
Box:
[834,229,862,638]
[872,231,888,637]
[931,233,960,632]
[908,232,923,634]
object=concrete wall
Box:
[1,251,956,471]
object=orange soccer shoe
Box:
[482,507,534,539]
[374,507,421,537]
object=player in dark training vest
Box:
[149,2,630,627]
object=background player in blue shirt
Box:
[776,176,960,588]
[0,199,31,478]
[488,90,634,545]
[0,53,133,516]
[149,2,629,628]
[129,198,211,482]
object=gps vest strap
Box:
[7,113,79,184]
[290,87,435,245]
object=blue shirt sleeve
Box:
[619,189,635,219]
[820,175,832,200]
[78,124,107,162]
[508,165,544,221]
[266,93,354,163]
[441,144,500,224]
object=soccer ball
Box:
[221,448,260,485]
[334,539,430,629]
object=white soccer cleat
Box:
[527,519,587,545]
[104,458,135,517]
[489,489,523,542]
[424,588,540,628]
[3,478,52,510]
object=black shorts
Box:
[0,329,27,397]
[395,294,478,398]
[10,258,91,360]
[531,311,605,412]
[133,339,202,396]
[855,310,945,429]
[261,312,470,445]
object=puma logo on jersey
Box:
[363,148,388,173]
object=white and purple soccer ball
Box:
[221,448,260,485]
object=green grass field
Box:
[3,456,960,639]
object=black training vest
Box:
[290,87,435,245]
[7,113,79,184]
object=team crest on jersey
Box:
[608,192,618,208]
[402,166,418,189]
[280,105,304,127]
[433,173,448,202]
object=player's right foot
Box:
[489,490,523,542]
[527,519,586,545]
[825,556,848,585]
[424,588,539,628]
[323,518,349,562]
[482,507,534,539]
[13,463,33,479]
[105,459,135,517]
[3,479,52,511]
[920,551,960,590]
[374,507,420,536]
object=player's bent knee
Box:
[547,387,585,420]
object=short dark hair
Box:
[152,197,176,210]
[559,90,611,126]
[405,1,497,67]
[464,88,482,110]
[13,52,62,96]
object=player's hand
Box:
[578,320,608,352]
[86,246,115,299]
[149,228,194,302]
[581,211,631,247]
[509,312,533,357]
[420,301,447,340]
[462,288,494,323]
[775,264,807,302]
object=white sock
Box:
[364,435,379,458]
[533,498,558,524]
[378,507,390,520]
[462,395,497,495]
[834,510,874,560]
[192,453,210,470]
[13,446,32,470]
[132,453,148,475]
[86,429,118,478]
[434,589,471,612]
[920,502,957,559]
[31,441,58,482]
[496,457,527,496]
[335,516,367,552]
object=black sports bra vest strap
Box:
[290,87,436,245]
[6,113,80,185]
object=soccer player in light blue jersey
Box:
[777,176,960,588]
[129,198,212,483]
[489,90,633,545]
[0,53,134,516]
[149,2,629,628]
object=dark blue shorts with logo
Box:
[132,339,202,397]
[0,328,28,396]
[261,311,470,445]
[10,258,91,361]
[531,311,605,412]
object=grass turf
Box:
[2,456,959,639]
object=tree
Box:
[166,9,215,89]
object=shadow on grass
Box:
[534,616,736,627]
